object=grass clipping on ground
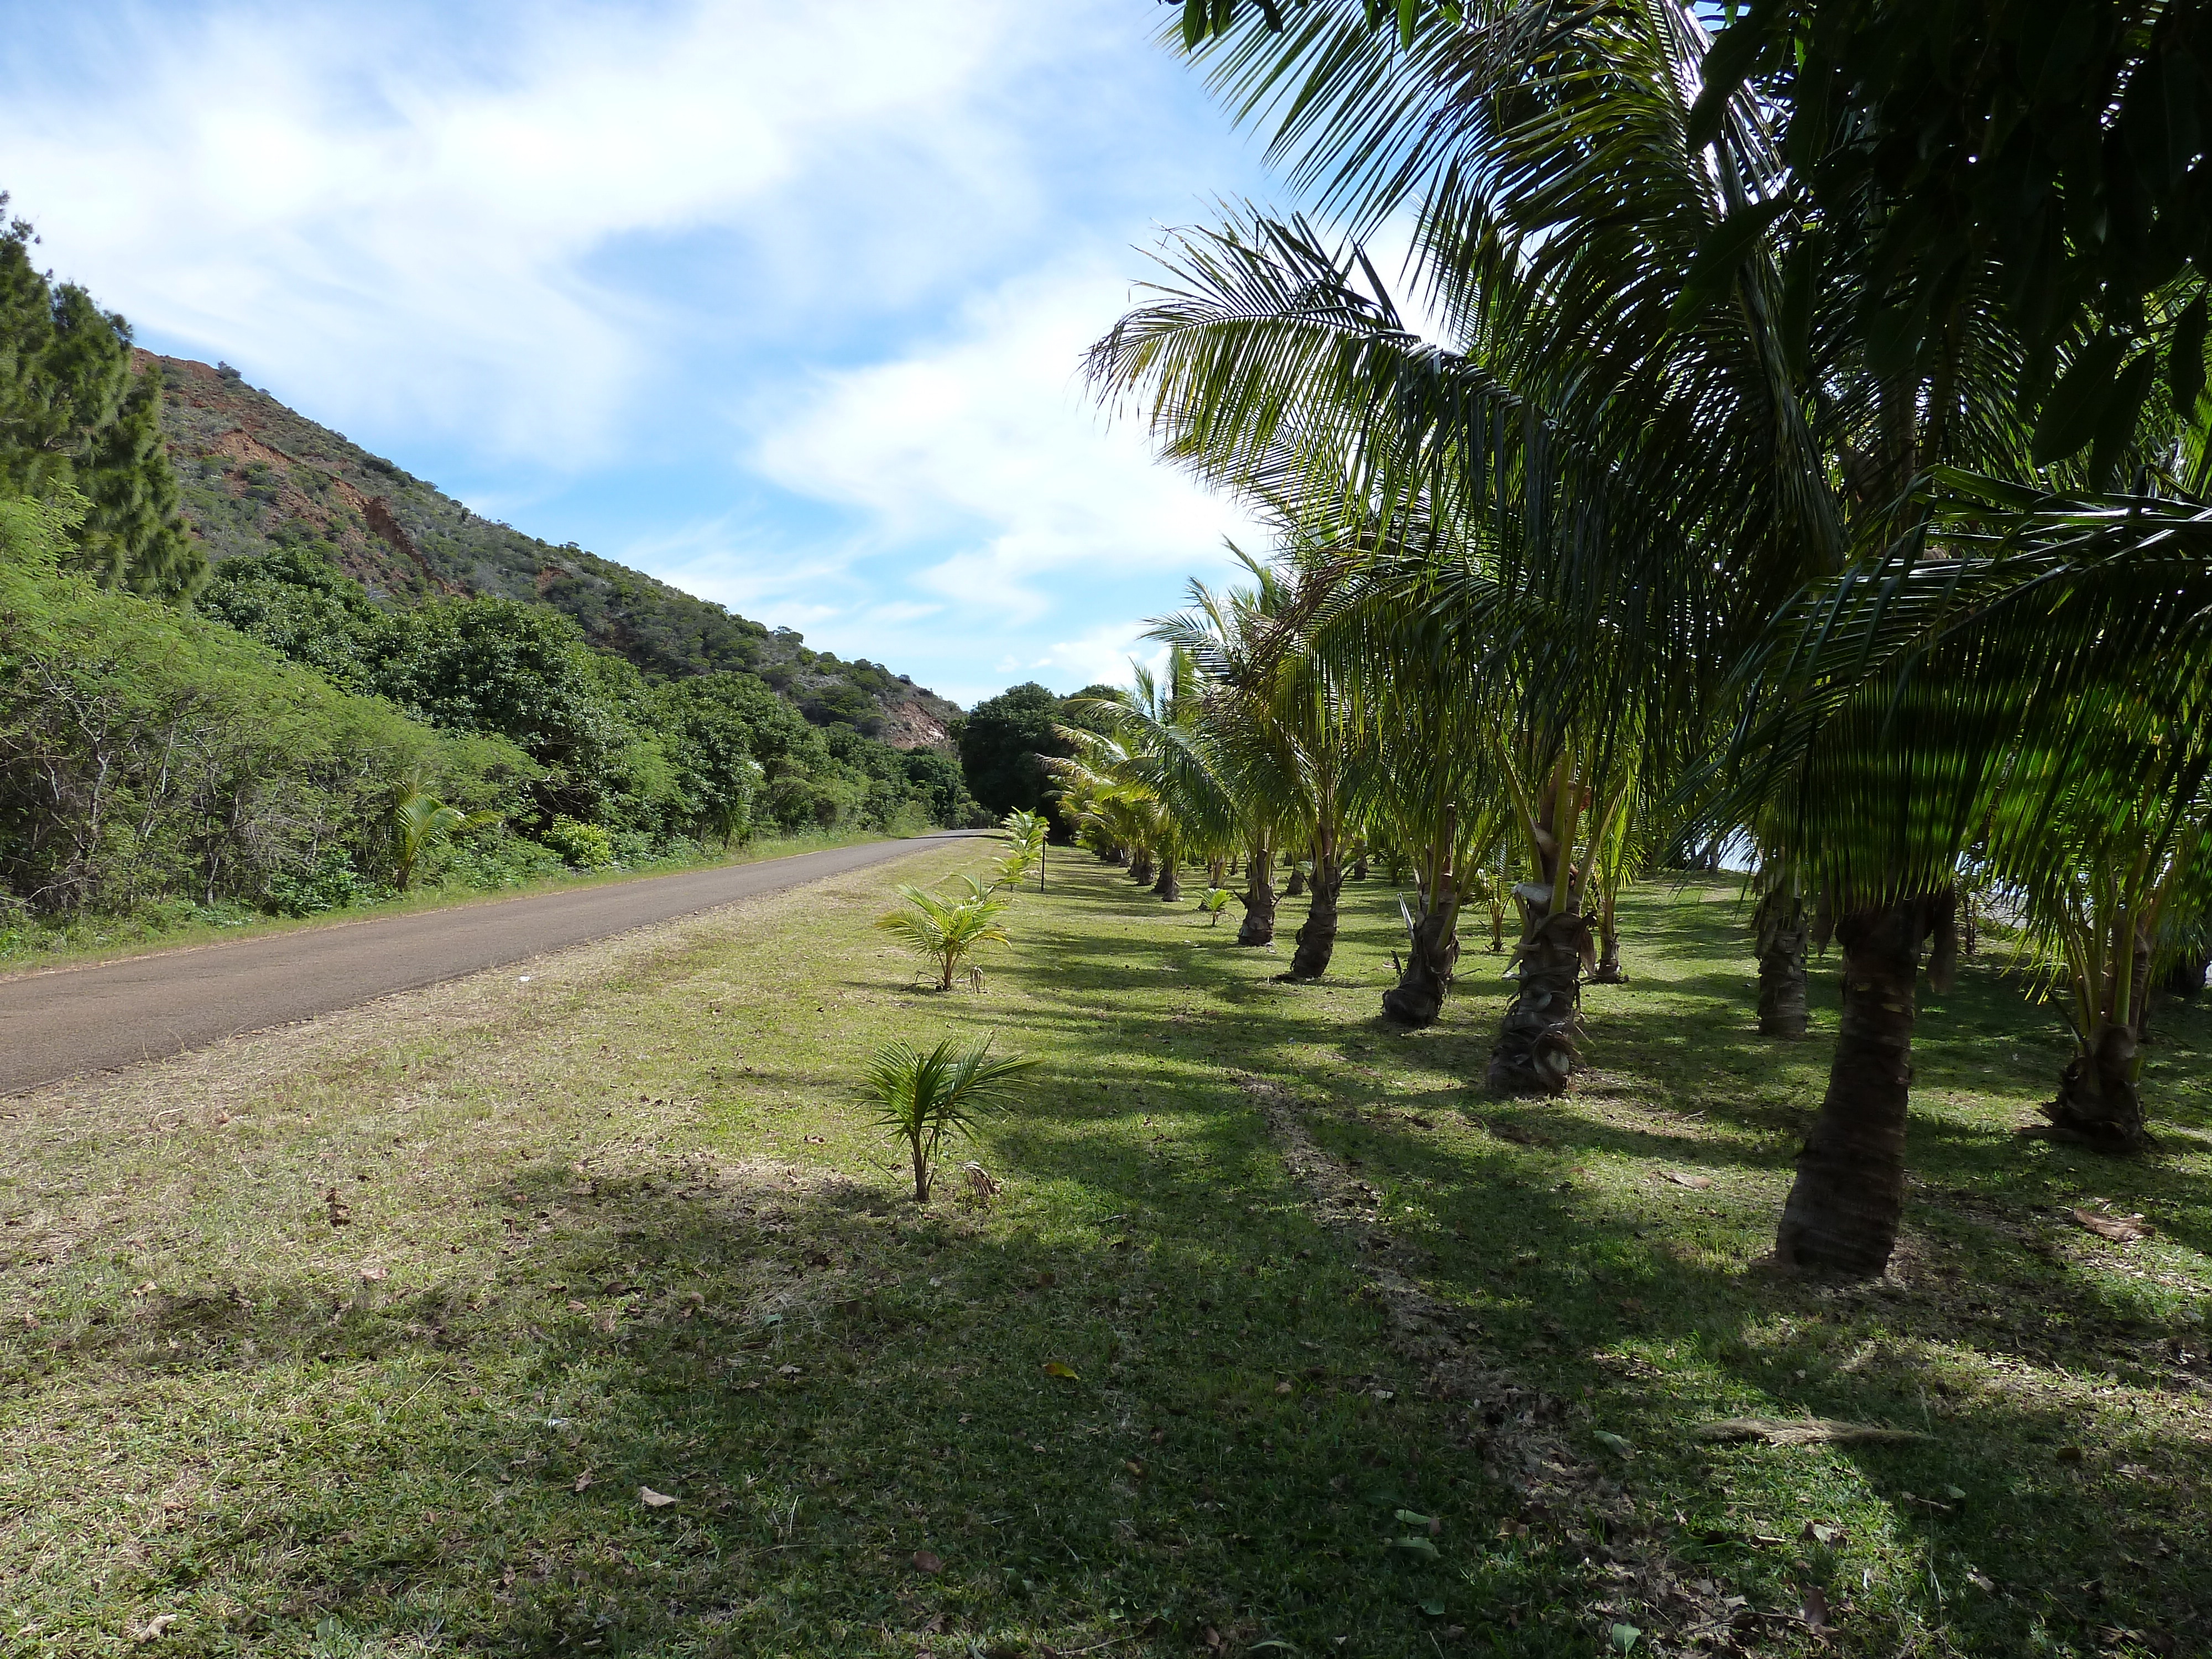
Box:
[2,852,2209,1658]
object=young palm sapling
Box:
[865,1036,1036,1202]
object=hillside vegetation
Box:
[148,354,961,748]
[1,208,982,951]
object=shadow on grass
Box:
[17,1099,1583,1656]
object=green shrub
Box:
[264,849,374,916]
[435,832,566,892]
[540,815,617,869]
[0,556,530,917]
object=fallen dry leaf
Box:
[573,1470,593,1493]
[134,1614,180,1641]
[2072,1207,2153,1243]
[1042,1361,1080,1380]
[1801,1585,1830,1629]
[1802,1521,1847,1547]
[1274,1380,1294,1395]
[359,1266,387,1283]
[638,1486,677,1508]
[1665,1171,1714,1190]
[912,1549,944,1573]
[1124,1459,1146,1478]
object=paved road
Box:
[0,834,971,1095]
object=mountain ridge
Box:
[142,351,958,747]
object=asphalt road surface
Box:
[0,833,972,1095]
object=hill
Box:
[141,352,959,747]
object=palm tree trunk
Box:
[1485,910,1590,1093]
[1588,914,1626,983]
[1129,850,1155,886]
[1757,895,1812,1037]
[2043,1025,2150,1151]
[1207,856,1226,888]
[1488,775,1590,1094]
[1236,844,1276,946]
[1154,857,1181,902]
[1775,897,1938,1277]
[1285,865,1307,898]
[2039,919,2153,1152]
[1351,851,1368,880]
[1384,877,1459,1025]
[1286,859,1342,979]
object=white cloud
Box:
[1,0,1036,463]
[603,255,1271,703]
[1031,622,1171,695]
[749,255,1263,608]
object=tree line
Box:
[1044,0,2212,1281]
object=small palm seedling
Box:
[1196,887,1236,925]
[877,880,1014,990]
[992,808,1050,890]
[866,1036,1036,1202]
[391,781,498,891]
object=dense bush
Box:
[539,815,617,870]
[201,542,973,844]
[0,526,529,916]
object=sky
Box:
[0,0,1289,707]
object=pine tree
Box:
[0,204,199,598]
[79,366,202,599]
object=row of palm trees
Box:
[1049,1,2212,1280]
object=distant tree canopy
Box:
[959,681,1128,824]
[0,205,200,598]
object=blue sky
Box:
[0,0,1288,706]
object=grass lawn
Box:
[2,848,2206,1657]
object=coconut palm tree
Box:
[390,780,497,892]
[1699,474,2212,1270]
[1092,2,2200,1265]
[867,1036,1036,1203]
[1149,552,1367,979]
[877,881,1015,992]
